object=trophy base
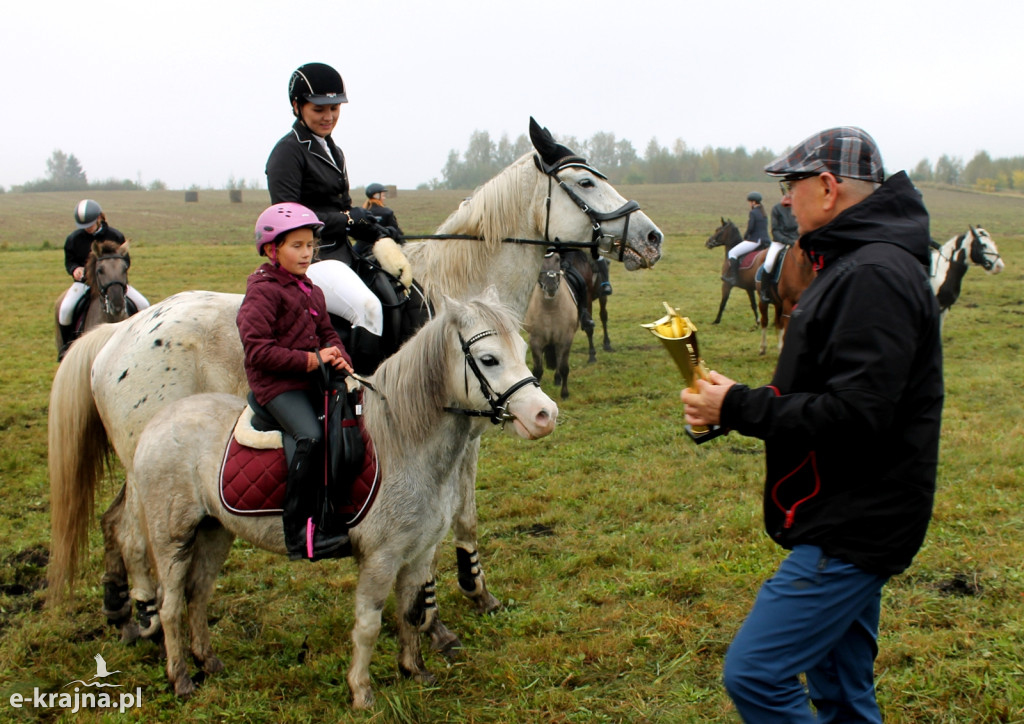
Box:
[685,424,727,445]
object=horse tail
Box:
[47,324,118,605]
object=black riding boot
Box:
[348,326,385,375]
[283,438,349,561]
[57,323,76,361]
[723,257,740,286]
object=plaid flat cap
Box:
[764,126,885,183]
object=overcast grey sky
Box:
[2,0,1020,191]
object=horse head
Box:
[536,269,563,300]
[528,117,662,271]
[442,288,558,440]
[87,239,131,317]
[706,219,740,250]
[536,253,563,299]
[968,226,1005,274]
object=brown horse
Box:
[705,218,773,330]
[559,249,612,363]
[53,239,131,359]
[757,241,816,354]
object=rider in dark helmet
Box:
[57,200,150,360]
[266,62,412,373]
[361,182,403,244]
[724,191,769,286]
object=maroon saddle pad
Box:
[739,250,762,270]
[219,420,380,527]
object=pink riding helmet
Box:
[254,203,324,255]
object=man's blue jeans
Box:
[723,545,889,723]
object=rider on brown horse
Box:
[57,199,149,358]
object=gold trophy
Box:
[642,302,726,444]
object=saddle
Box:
[219,389,380,528]
[331,248,433,375]
[738,250,763,270]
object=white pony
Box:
[47,118,663,648]
[930,226,1004,325]
[122,292,556,707]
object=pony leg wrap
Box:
[406,580,438,633]
[135,598,161,639]
[456,547,485,596]
[101,579,131,625]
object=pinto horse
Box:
[930,226,1004,326]
[47,118,662,653]
[53,239,131,358]
[120,292,556,707]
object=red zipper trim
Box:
[770,451,821,529]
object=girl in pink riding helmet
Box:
[236,202,354,561]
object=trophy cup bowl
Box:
[642,303,726,444]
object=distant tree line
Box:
[909,151,1024,192]
[428,130,778,189]
[8,149,167,193]
[429,131,1024,195]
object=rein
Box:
[444,330,539,426]
[402,154,643,262]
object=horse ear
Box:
[529,117,578,166]
[92,239,102,256]
[119,239,131,254]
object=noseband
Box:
[535,155,642,261]
[968,226,1000,271]
[444,329,540,425]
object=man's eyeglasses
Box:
[779,172,843,196]
[779,174,817,196]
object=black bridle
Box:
[968,226,1000,271]
[403,155,645,262]
[535,155,641,261]
[443,329,540,425]
[92,254,130,316]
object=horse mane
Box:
[409,153,538,300]
[364,295,521,448]
[85,239,129,287]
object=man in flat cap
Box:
[682,127,943,722]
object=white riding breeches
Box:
[58,282,151,324]
[306,259,384,336]
[763,241,786,274]
[127,286,150,313]
[727,240,762,260]
[59,282,89,324]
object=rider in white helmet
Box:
[57,200,150,358]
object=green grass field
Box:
[0,183,1022,722]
